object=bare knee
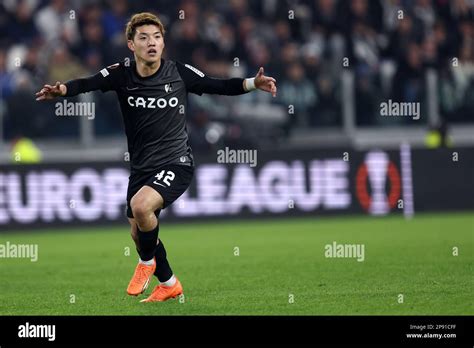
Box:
[130,196,153,222]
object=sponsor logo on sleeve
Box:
[107,63,120,69]
[185,64,205,77]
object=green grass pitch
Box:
[0,212,472,315]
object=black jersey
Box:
[64,59,248,173]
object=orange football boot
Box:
[140,278,183,302]
[126,260,156,296]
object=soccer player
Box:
[35,12,277,303]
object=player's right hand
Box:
[35,81,66,101]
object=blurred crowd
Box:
[0,0,473,150]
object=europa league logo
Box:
[356,151,401,215]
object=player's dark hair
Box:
[126,12,166,41]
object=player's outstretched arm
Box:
[177,62,277,97]
[35,64,122,101]
[35,82,67,101]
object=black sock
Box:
[154,239,173,282]
[137,224,159,261]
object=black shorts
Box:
[126,164,194,219]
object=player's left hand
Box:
[255,67,277,97]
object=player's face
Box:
[128,24,164,65]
